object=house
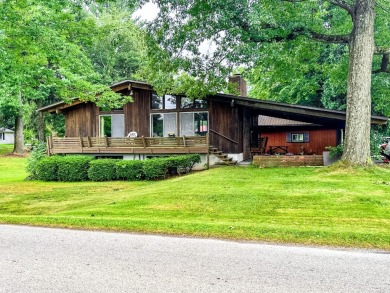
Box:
[0,128,14,144]
[38,77,388,166]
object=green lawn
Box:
[0,144,13,155]
[1,154,390,250]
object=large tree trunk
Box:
[36,100,45,142]
[13,114,24,154]
[13,90,25,154]
[341,0,375,165]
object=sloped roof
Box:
[0,128,14,133]
[37,79,389,126]
[258,115,319,126]
[210,93,388,126]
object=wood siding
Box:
[260,129,337,155]
[64,102,99,137]
[124,89,151,137]
[208,100,243,154]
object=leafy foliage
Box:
[36,156,61,181]
[26,142,47,180]
[88,159,119,181]
[143,157,168,180]
[57,155,94,182]
[116,160,145,181]
[0,0,133,152]
[87,5,146,85]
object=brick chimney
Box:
[228,74,247,97]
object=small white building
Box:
[0,128,14,144]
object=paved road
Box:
[0,225,389,293]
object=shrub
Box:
[116,160,144,181]
[327,144,344,159]
[165,154,201,175]
[57,155,94,182]
[88,159,118,181]
[36,156,61,181]
[143,158,168,180]
[26,142,47,179]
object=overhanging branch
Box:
[247,27,349,44]
[328,0,355,17]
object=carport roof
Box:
[210,93,388,126]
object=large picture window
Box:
[151,113,177,137]
[180,112,208,136]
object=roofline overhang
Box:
[210,93,388,126]
[37,80,153,113]
[37,80,389,126]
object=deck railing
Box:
[46,135,209,155]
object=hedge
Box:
[143,158,168,180]
[57,155,94,182]
[116,160,144,181]
[88,159,118,181]
[36,156,60,181]
[33,154,202,182]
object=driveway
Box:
[0,225,389,292]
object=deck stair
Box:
[209,146,237,165]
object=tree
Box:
[143,0,389,166]
[87,3,146,85]
[0,0,130,154]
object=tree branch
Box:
[375,47,390,55]
[247,27,350,44]
[328,0,355,17]
[372,53,390,74]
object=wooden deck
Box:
[47,136,209,155]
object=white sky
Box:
[133,2,159,22]
[133,2,217,58]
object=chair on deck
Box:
[251,137,268,157]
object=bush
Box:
[57,155,94,182]
[88,159,118,181]
[143,158,168,180]
[165,154,201,175]
[36,156,61,181]
[327,144,344,159]
[26,142,47,179]
[116,160,144,181]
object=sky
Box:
[133,2,159,21]
[133,2,217,59]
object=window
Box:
[286,132,309,143]
[181,97,208,109]
[151,94,177,110]
[180,112,208,136]
[292,133,304,142]
[0,132,4,140]
[100,116,112,137]
[151,113,177,137]
[99,114,125,137]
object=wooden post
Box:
[46,136,51,156]
[79,136,83,153]
[183,136,187,147]
[87,136,91,147]
[206,134,210,169]
[142,136,146,148]
[104,136,108,147]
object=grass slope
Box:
[0,154,389,249]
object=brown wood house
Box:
[39,77,388,166]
